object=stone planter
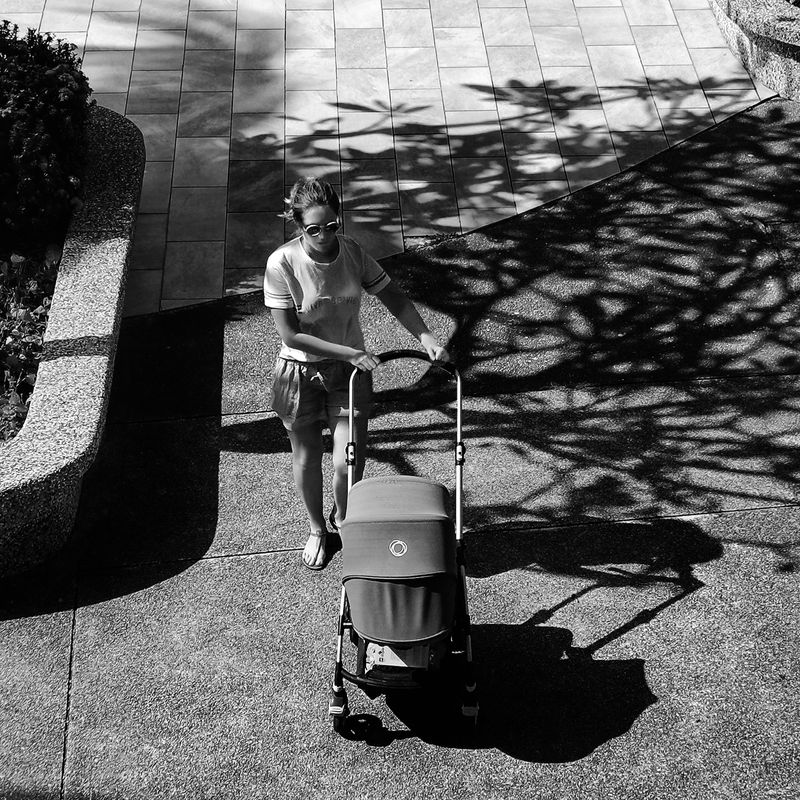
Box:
[0,105,144,577]
[710,0,800,100]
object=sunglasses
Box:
[302,220,340,237]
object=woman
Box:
[264,177,449,570]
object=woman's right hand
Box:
[349,350,381,371]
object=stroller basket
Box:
[343,476,457,646]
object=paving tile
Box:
[552,107,615,155]
[541,65,602,108]
[286,9,334,48]
[599,85,662,131]
[40,0,92,30]
[575,0,622,5]
[447,109,505,158]
[177,92,233,137]
[511,179,569,211]
[334,0,383,27]
[502,129,561,158]
[126,113,179,160]
[383,0,432,7]
[285,48,337,90]
[480,0,526,5]
[674,8,728,48]
[383,8,434,47]
[127,70,182,113]
[94,93,128,114]
[705,89,761,124]
[237,0,286,28]
[434,28,488,68]
[192,0,237,9]
[391,88,446,133]
[670,0,711,6]
[230,113,284,160]
[130,213,169,270]
[336,28,386,68]
[532,27,590,67]
[339,113,395,159]
[645,64,709,109]
[342,159,400,208]
[690,47,754,92]
[630,25,692,66]
[495,86,555,133]
[610,129,669,168]
[133,29,187,70]
[526,0,577,26]
[657,105,714,145]
[122,269,163,315]
[228,161,284,211]
[284,135,341,182]
[337,68,391,110]
[173,137,230,186]
[459,205,516,229]
[139,161,174,213]
[576,7,634,45]
[0,0,45,10]
[562,153,620,190]
[387,47,440,89]
[235,29,285,69]
[507,150,567,182]
[451,156,514,209]
[85,11,138,50]
[394,133,453,181]
[430,0,479,26]
[233,69,285,113]
[398,181,461,235]
[587,44,646,87]
[486,46,542,88]
[480,7,533,46]
[2,12,43,29]
[162,241,226,298]
[80,50,133,93]
[94,0,142,10]
[342,208,403,258]
[285,89,338,135]
[182,50,235,91]
[225,212,285,271]
[168,186,228,239]
[224,267,264,296]
[620,0,676,25]
[440,66,495,111]
[139,0,189,29]
[186,10,236,49]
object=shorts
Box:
[269,357,373,431]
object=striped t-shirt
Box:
[263,234,391,362]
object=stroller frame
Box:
[328,350,478,732]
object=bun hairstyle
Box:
[280,176,340,228]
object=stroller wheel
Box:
[333,714,348,734]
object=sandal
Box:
[302,530,327,571]
[328,505,339,532]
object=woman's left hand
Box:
[420,332,450,363]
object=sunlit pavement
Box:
[0,0,775,313]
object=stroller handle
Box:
[376,348,457,377]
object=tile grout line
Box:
[58,581,79,800]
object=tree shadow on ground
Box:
[337,517,717,761]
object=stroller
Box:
[328,350,478,733]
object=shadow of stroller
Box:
[341,518,721,761]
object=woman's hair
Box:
[280,176,340,227]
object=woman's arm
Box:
[270,307,381,370]
[374,282,450,361]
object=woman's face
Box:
[300,203,339,259]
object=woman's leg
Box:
[328,413,368,528]
[287,421,328,567]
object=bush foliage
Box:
[0,20,92,250]
[1,22,91,440]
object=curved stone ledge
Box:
[0,105,144,576]
[710,0,800,100]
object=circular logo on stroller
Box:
[389,540,408,557]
